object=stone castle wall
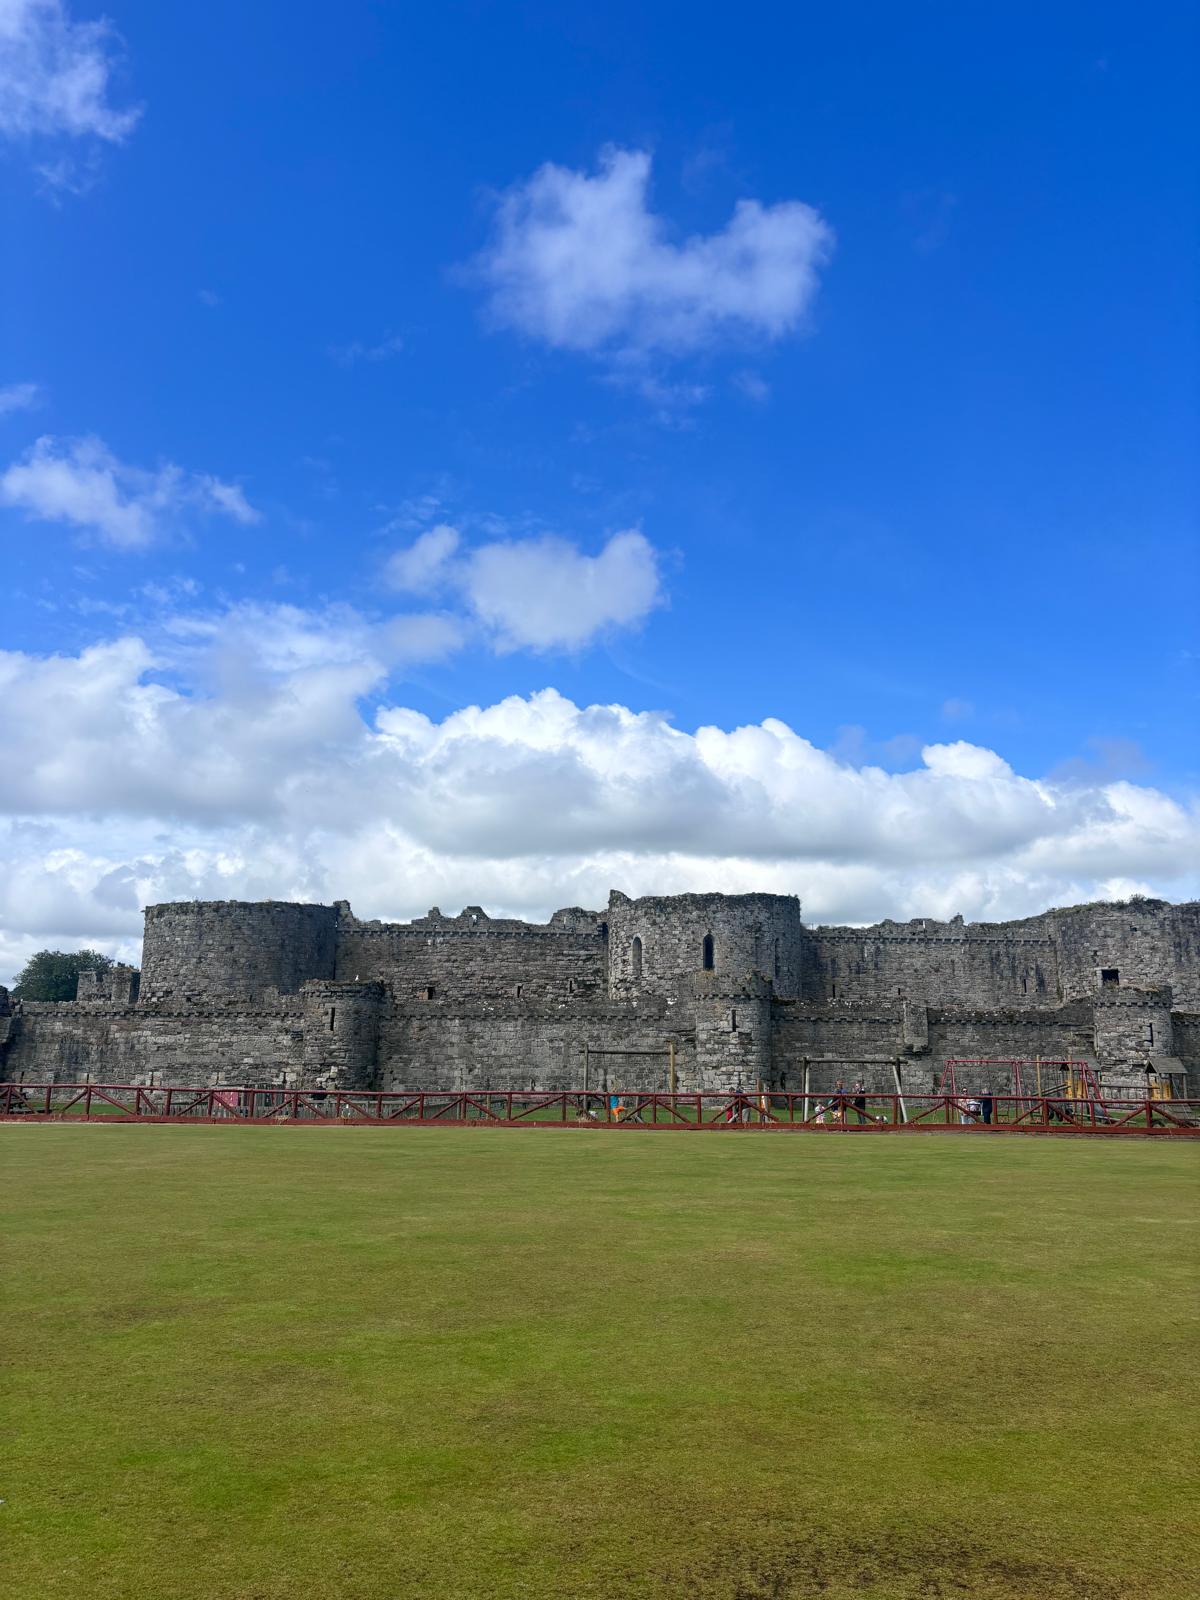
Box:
[2,893,1197,1095]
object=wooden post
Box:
[802,1058,811,1123]
[584,1041,590,1094]
[891,1059,907,1124]
[668,1039,677,1095]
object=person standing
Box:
[830,1078,848,1124]
[852,1079,868,1125]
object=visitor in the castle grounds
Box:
[830,1079,849,1123]
[852,1080,868,1124]
[980,1091,994,1125]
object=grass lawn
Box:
[2,1127,1196,1599]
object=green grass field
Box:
[2,1127,1197,1599]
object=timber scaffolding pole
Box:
[5,1083,1198,1135]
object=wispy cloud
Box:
[0,380,43,415]
[328,332,405,366]
[0,1,140,150]
[0,435,259,550]
[473,146,834,365]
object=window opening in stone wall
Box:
[515,984,523,998]
[329,1007,336,1031]
[702,933,714,970]
[1147,1022,1154,1046]
[1100,968,1120,988]
[831,982,837,998]
[1021,975,1028,994]
[632,936,643,980]
[568,977,575,994]
[730,1008,738,1031]
[422,985,435,1000]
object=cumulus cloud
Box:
[0,0,140,143]
[385,525,663,651]
[0,620,1196,983]
[474,146,834,362]
[0,435,260,549]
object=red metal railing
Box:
[1,1082,1197,1134]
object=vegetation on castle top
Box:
[2,1129,1196,1599]
[11,949,115,1002]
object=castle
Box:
[1,892,1197,1096]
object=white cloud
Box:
[0,620,1196,983]
[328,332,405,366]
[475,146,834,361]
[464,529,662,651]
[384,525,663,651]
[0,0,140,143]
[0,435,260,549]
[0,380,42,414]
[384,523,460,592]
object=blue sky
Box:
[0,1,1196,978]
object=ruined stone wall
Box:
[140,901,338,999]
[804,927,1059,1007]
[1044,901,1200,1007]
[769,1000,906,1088]
[606,891,803,998]
[1,998,307,1086]
[334,907,607,1001]
[376,998,694,1092]
[925,1004,1095,1065]
[768,998,1096,1094]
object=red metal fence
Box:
[2,1082,1198,1134]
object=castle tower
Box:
[139,901,338,1000]
[606,890,802,998]
[302,981,384,1090]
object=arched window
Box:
[631,936,643,980]
[702,933,714,971]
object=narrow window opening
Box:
[422,985,435,1001]
[515,984,523,998]
[702,933,714,971]
[1021,975,1028,995]
[1147,1021,1154,1046]
[730,1008,738,1032]
[1100,968,1120,988]
[831,982,837,999]
[329,1007,336,1032]
[631,936,643,981]
[568,977,575,994]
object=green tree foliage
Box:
[11,950,116,1002]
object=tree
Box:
[12,950,116,1002]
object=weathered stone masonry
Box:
[1,891,1197,1095]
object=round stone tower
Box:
[606,890,802,998]
[139,901,339,1000]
